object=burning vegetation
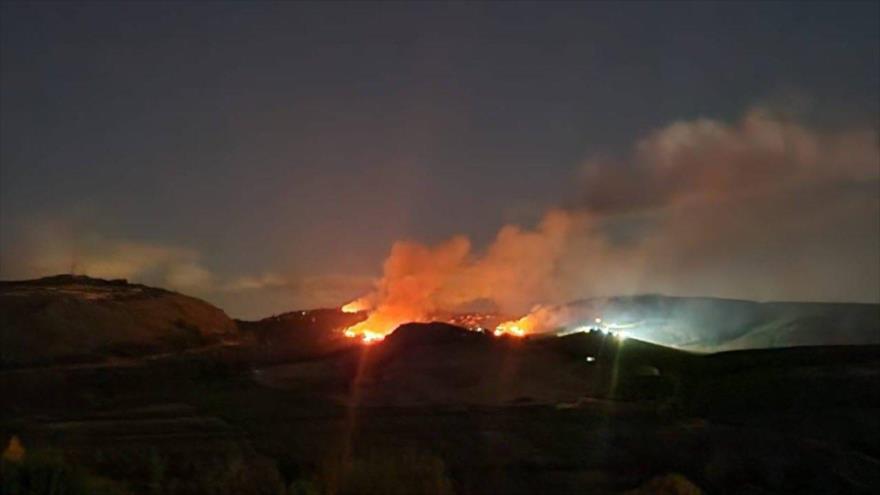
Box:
[333,108,880,346]
[336,211,575,343]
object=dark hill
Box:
[257,322,694,406]
[0,275,236,367]
[234,308,365,360]
[384,321,491,347]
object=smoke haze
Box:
[347,108,879,334]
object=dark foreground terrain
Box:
[2,278,879,494]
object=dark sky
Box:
[1,2,878,317]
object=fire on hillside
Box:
[336,301,632,345]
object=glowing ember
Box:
[342,326,386,344]
[493,318,530,337]
[445,312,506,331]
[343,309,417,339]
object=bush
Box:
[311,448,455,495]
[1,449,128,495]
[623,472,703,495]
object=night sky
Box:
[2,2,878,318]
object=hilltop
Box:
[0,275,236,367]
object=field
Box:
[3,319,879,494]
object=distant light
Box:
[617,331,628,341]
[585,356,596,362]
[494,329,503,337]
[595,317,602,324]
[301,311,307,316]
[343,329,356,338]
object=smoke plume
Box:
[345,107,879,336]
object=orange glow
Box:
[342,325,386,344]
[361,330,385,343]
[341,298,370,313]
[494,317,531,337]
[341,305,422,342]
[492,304,572,336]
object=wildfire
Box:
[339,301,532,344]
[493,316,532,337]
[341,298,370,313]
[343,325,387,344]
[340,310,530,344]
[361,330,385,343]
[339,305,417,344]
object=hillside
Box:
[255,322,692,406]
[0,275,237,367]
[3,314,880,493]
[559,295,880,350]
[237,309,364,351]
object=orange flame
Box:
[493,316,532,337]
[341,298,370,313]
[341,305,423,344]
[342,325,387,344]
[361,330,385,344]
[335,211,578,344]
[492,304,573,336]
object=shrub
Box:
[1,449,128,495]
[623,472,703,495]
[312,448,455,495]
